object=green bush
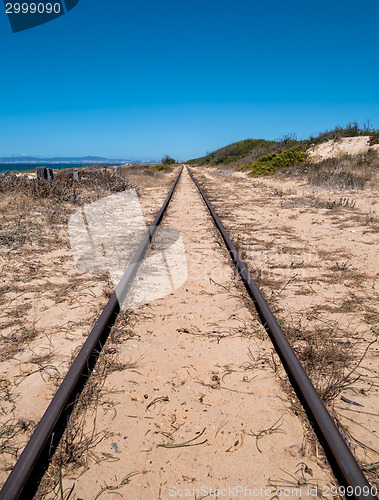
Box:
[245,148,308,177]
[161,155,176,165]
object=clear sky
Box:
[1,0,379,161]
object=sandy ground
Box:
[1,158,377,499]
[0,168,177,493]
[191,165,379,486]
[47,169,335,500]
[308,136,379,161]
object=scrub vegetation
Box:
[188,122,379,179]
[242,148,308,177]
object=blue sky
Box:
[1,0,379,161]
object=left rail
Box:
[0,167,183,500]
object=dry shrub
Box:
[0,174,81,203]
[0,170,139,206]
[35,350,112,499]
[0,330,38,362]
[294,331,353,404]
[0,229,28,249]
[306,149,378,189]
[369,132,379,146]
[117,164,177,189]
[36,338,142,498]
[79,170,138,193]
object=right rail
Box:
[188,167,377,500]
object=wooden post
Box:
[47,168,54,181]
[36,166,47,179]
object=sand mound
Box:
[308,136,379,161]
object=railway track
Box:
[0,167,376,500]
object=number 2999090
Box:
[5,3,62,14]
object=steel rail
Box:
[0,167,183,500]
[188,167,376,500]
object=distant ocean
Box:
[0,163,124,175]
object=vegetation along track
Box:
[0,167,376,500]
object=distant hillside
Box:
[188,122,378,168]
[188,138,300,167]
[0,156,129,163]
[188,139,276,166]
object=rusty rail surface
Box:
[0,167,183,500]
[188,167,376,500]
